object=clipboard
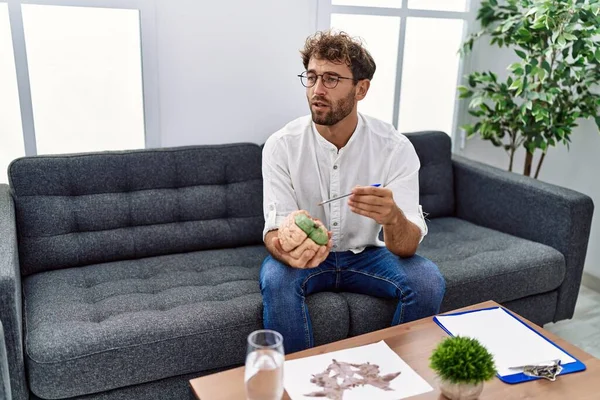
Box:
[433,306,586,384]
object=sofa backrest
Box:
[404,131,454,219]
[9,144,264,276]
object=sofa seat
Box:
[24,246,271,399]
[420,217,566,310]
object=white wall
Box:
[154,0,318,147]
[457,30,600,281]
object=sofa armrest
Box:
[452,156,594,322]
[0,321,12,400]
[0,184,27,400]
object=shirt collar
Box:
[311,113,364,152]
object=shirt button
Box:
[333,222,338,226]
[333,165,338,170]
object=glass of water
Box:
[244,329,284,400]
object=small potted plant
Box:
[430,336,497,400]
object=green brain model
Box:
[278,210,328,253]
[294,213,328,245]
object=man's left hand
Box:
[347,185,400,226]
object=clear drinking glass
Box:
[244,329,285,400]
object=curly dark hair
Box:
[300,30,376,82]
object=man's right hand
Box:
[265,230,332,269]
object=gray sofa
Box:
[0,131,593,400]
[1,321,12,400]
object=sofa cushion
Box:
[23,246,267,399]
[419,217,566,311]
[23,245,352,399]
[404,131,454,218]
[342,217,566,334]
[9,144,264,276]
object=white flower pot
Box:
[438,378,484,400]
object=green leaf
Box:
[558,35,567,47]
[537,68,546,80]
[532,20,546,29]
[516,27,532,40]
[595,49,600,63]
[458,85,471,96]
[501,20,515,33]
[508,62,522,72]
[470,96,484,109]
[509,77,522,91]
[460,124,474,135]
[515,49,527,59]
[595,116,600,131]
[525,7,538,17]
[563,33,577,41]
[469,75,477,88]
[541,60,551,73]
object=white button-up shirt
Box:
[262,113,427,253]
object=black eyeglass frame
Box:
[297,71,355,89]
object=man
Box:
[260,30,445,354]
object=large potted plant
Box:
[459,0,600,178]
[430,336,497,400]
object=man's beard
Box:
[310,89,355,126]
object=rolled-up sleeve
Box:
[385,140,428,241]
[262,136,299,240]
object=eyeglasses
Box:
[298,71,354,89]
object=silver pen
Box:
[317,184,381,206]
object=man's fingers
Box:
[349,206,374,219]
[299,249,316,267]
[351,186,389,196]
[272,236,305,268]
[348,200,382,213]
[349,194,387,208]
[307,245,328,268]
[273,235,330,269]
[271,236,285,256]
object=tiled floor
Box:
[544,285,600,358]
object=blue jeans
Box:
[259,246,446,354]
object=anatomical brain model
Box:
[278,210,328,256]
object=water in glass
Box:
[245,330,284,400]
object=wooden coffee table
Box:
[190,300,600,399]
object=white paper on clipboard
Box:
[435,307,576,377]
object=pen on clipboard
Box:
[318,183,381,206]
[508,359,563,381]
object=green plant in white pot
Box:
[430,336,497,400]
[459,0,600,178]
